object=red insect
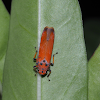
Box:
[33,26,58,78]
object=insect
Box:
[33,26,58,79]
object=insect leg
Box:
[33,66,37,76]
[47,68,51,81]
[50,52,58,66]
[47,68,51,77]
[33,47,37,62]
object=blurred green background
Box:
[84,19,100,60]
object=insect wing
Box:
[38,27,54,63]
[45,28,54,63]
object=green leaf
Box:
[88,45,100,100]
[41,0,87,100]
[0,81,2,100]
[0,0,10,83]
[2,0,38,100]
[2,0,87,100]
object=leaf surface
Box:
[2,0,38,100]
[40,0,87,100]
[2,0,87,100]
[88,45,100,100]
[0,0,9,83]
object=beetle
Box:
[33,26,58,79]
